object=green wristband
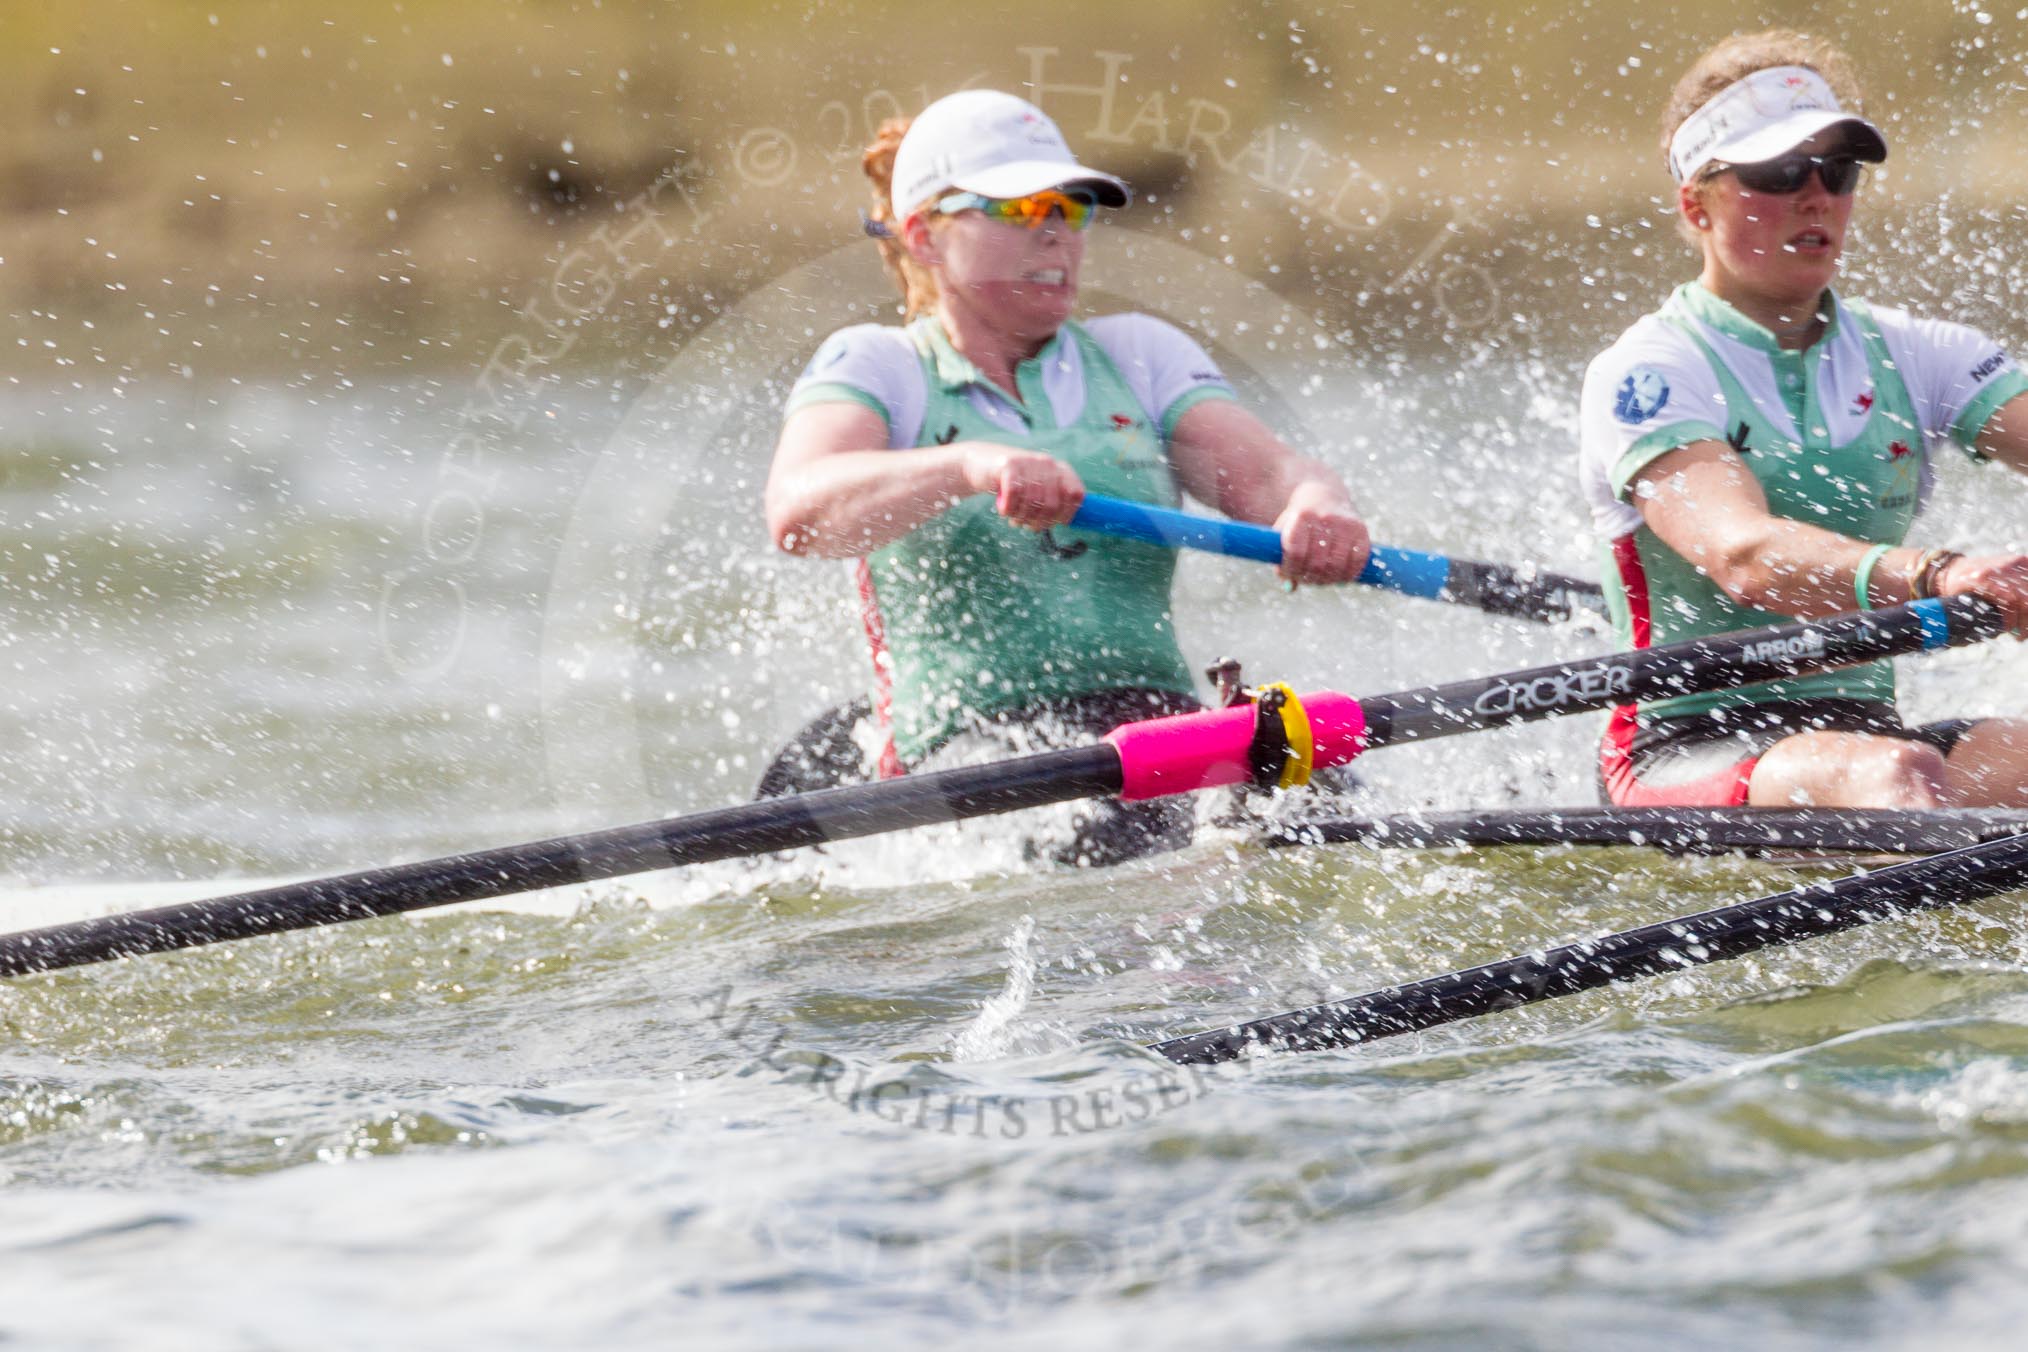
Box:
[1854,543,1892,612]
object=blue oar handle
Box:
[1361,545,1453,601]
[1070,495,1451,597]
[1069,493,1284,564]
[1066,494,1598,622]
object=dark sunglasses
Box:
[1719,152,1864,196]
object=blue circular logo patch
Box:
[1613,367,1671,424]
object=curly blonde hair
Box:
[1661,30,1868,242]
[862,117,940,319]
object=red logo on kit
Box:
[1888,440,1912,459]
[1110,413,1136,430]
[1854,390,1875,413]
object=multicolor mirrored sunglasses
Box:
[932,188,1101,230]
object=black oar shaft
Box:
[0,597,2002,979]
[1155,829,2028,1065]
[1358,597,2002,747]
[1265,808,2028,856]
[0,745,1122,977]
[1069,493,1601,625]
[1442,559,1602,624]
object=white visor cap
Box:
[1668,65,1887,184]
[890,90,1130,219]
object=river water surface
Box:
[4,250,2028,1347]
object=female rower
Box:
[1581,31,2028,810]
[765,89,1369,863]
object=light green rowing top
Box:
[1605,285,2014,720]
[810,317,1229,760]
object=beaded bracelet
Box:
[1914,549,1964,601]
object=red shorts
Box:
[1599,699,1975,808]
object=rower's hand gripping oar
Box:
[1069,493,1603,624]
[0,596,2001,978]
[1152,821,2028,1065]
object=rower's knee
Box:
[1937,718,2028,807]
[1859,741,1949,808]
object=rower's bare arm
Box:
[1973,390,2028,473]
[1949,392,2028,633]
[767,403,969,555]
[1927,387,2028,632]
[1631,442,1923,617]
[1166,401,1336,521]
[1166,401,1371,585]
[766,404,1083,555]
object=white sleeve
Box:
[1868,305,2028,450]
[1577,318,1730,539]
[1083,313,1236,436]
[784,324,927,450]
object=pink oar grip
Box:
[1105,692,1367,801]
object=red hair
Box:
[862,118,940,319]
